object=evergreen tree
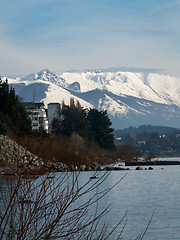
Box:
[87,109,115,150]
[70,97,76,109]
[0,78,31,135]
[57,100,88,138]
[49,98,115,150]
[51,118,62,135]
[0,78,9,112]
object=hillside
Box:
[114,125,180,157]
[114,125,180,136]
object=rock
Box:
[136,166,143,170]
[91,161,102,170]
[80,165,86,171]
[90,176,98,179]
[0,135,40,171]
[148,167,153,170]
[86,166,92,171]
[70,165,79,171]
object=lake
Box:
[94,158,180,239]
[1,158,180,239]
[75,158,180,239]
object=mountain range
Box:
[4,68,180,129]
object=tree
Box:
[51,100,115,150]
[0,112,11,134]
[87,109,115,150]
[60,101,88,138]
[116,144,142,162]
[0,78,9,113]
[0,79,31,135]
[51,118,62,135]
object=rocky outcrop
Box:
[0,135,67,173]
[0,135,40,167]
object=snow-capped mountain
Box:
[20,69,68,88]
[6,69,180,129]
[6,69,92,109]
[62,71,180,106]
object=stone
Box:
[80,165,86,171]
[135,166,143,170]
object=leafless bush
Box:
[0,171,153,240]
[0,171,127,239]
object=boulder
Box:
[135,166,143,170]
[80,165,86,171]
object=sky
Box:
[0,0,180,77]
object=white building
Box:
[24,102,48,132]
[47,103,61,132]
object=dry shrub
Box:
[13,135,74,166]
[0,171,130,240]
[115,144,142,162]
[14,134,115,168]
[13,134,141,168]
[0,171,153,240]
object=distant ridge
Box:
[114,125,180,136]
[114,125,180,157]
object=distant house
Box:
[176,134,180,139]
[137,141,146,146]
[23,102,48,132]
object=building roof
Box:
[47,102,60,106]
[23,102,44,109]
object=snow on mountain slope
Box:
[61,71,101,92]
[97,93,140,116]
[72,89,180,129]
[62,71,180,106]
[8,77,92,109]
[146,73,180,106]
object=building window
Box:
[39,117,44,124]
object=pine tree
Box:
[60,102,88,138]
[87,109,115,150]
[0,79,31,135]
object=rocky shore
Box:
[0,135,152,176]
[0,135,104,175]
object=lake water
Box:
[77,158,180,240]
[1,158,180,239]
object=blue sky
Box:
[0,0,180,77]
